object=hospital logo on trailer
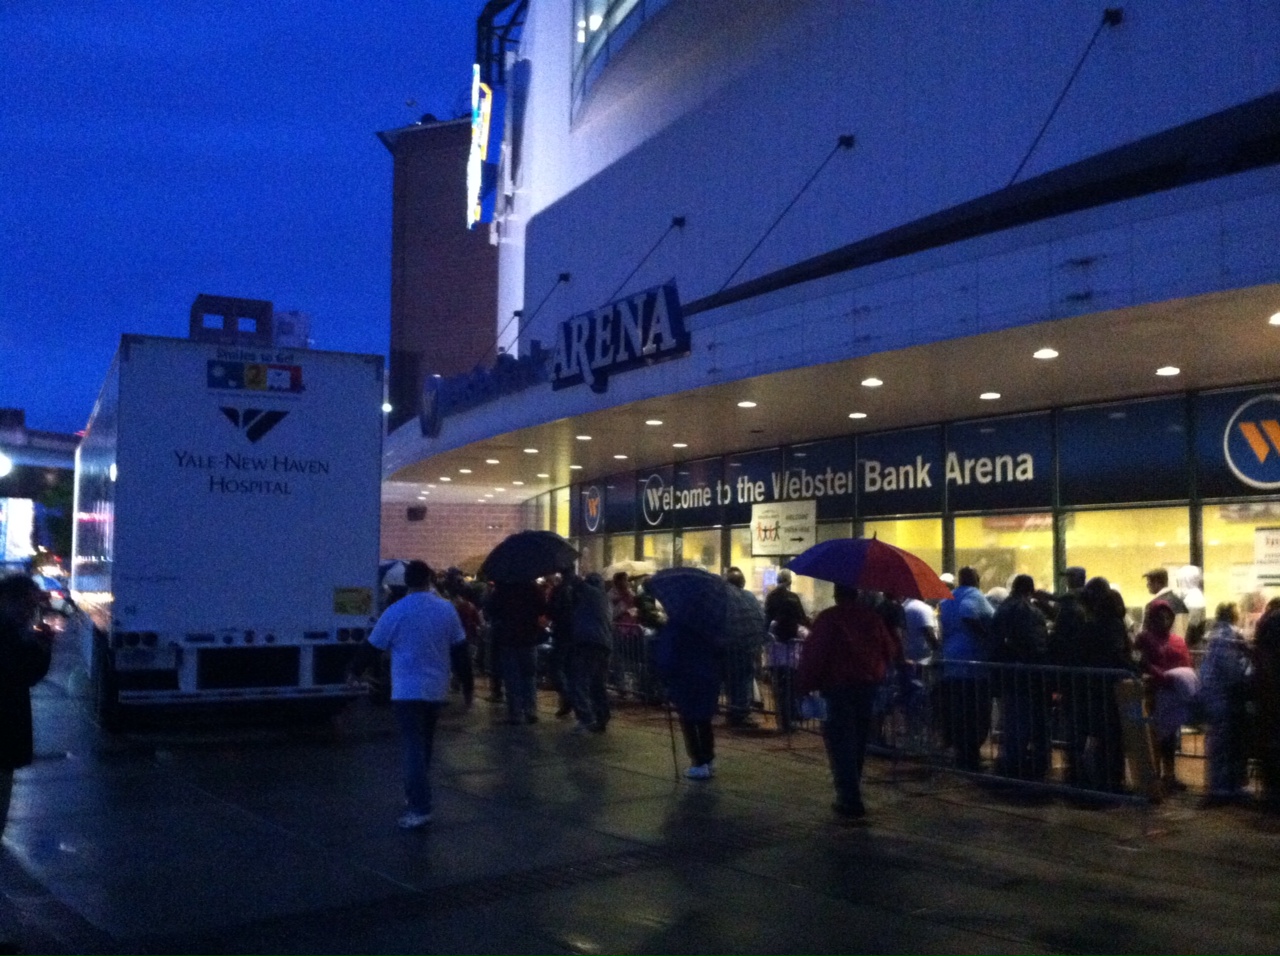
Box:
[1224,394,1280,490]
[221,408,288,444]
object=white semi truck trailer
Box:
[71,296,384,727]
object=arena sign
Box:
[418,344,551,438]
[551,282,690,393]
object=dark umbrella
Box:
[646,567,729,642]
[787,537,952,601]
[723,584,767,648]
[479,530,578,583]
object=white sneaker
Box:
[685,764,712,780]
[398,810,432,829]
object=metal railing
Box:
[464,619,1277,804]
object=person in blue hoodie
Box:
[655,613,723,781]
[937,566,996,772]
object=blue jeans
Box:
[503,645,538,720]
[821,684,878,811]
[393,700,442,816]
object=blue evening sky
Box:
[2,1,485,433]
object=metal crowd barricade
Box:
[879,661,1146,799]
[768,659,1147,800]
[608,621,662,703]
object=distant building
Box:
[0,408,79,560]
[378,118,499,433]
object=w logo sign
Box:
[584,486,602,533]
[221,408,287,443]
[1225,395,1280,490]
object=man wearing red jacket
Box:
[797,585,902,820]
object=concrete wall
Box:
[499,0,1280,338]
[380,500,523,571]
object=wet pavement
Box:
[4,638,1280,954]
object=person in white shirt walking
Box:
[351,560,467,829]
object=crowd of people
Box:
[7,555,1280,841]
[360,553,1280,824]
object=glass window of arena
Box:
[572,0,664,110]
[555,383,1280,631]
[1059,397,1192,624]
[678,528,720,573]
[1195,387,1280,635]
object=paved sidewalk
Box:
[3,646,1280,954]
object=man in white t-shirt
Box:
[902,597,938,665]
[352,560,466,829]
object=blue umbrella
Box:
[646,567,729,643]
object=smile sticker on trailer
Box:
[333,587,373,616]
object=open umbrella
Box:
[646,566,729,642]
[379,560,408,589]
[604,558,658,579]
[787,537,952,601]
[723,584,767,647]
[479,530,578,583]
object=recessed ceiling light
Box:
[980,392,1001,400]
[570,464,583,470]
[459,468,472,474]
[494,487,505,492]
[536,473,550,478]
[1033,348,1058,360]
[1270,312,1280,326]
[613,454,628,460]
[485,459,499,464]
[484,493,494,498]
[645,419,663,426]
[737,401,757,408]
[672,442,688,449]
[848,412,867,419]
[417,494,427,499]
[1156,366,1180,376]
[476,499,486,503]
[512,480,524,486]
[576,435,592,441]
[523,448,538,454]
[861,377,883,388]
[440,476,452,482]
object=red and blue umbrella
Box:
[786,537,952,601]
